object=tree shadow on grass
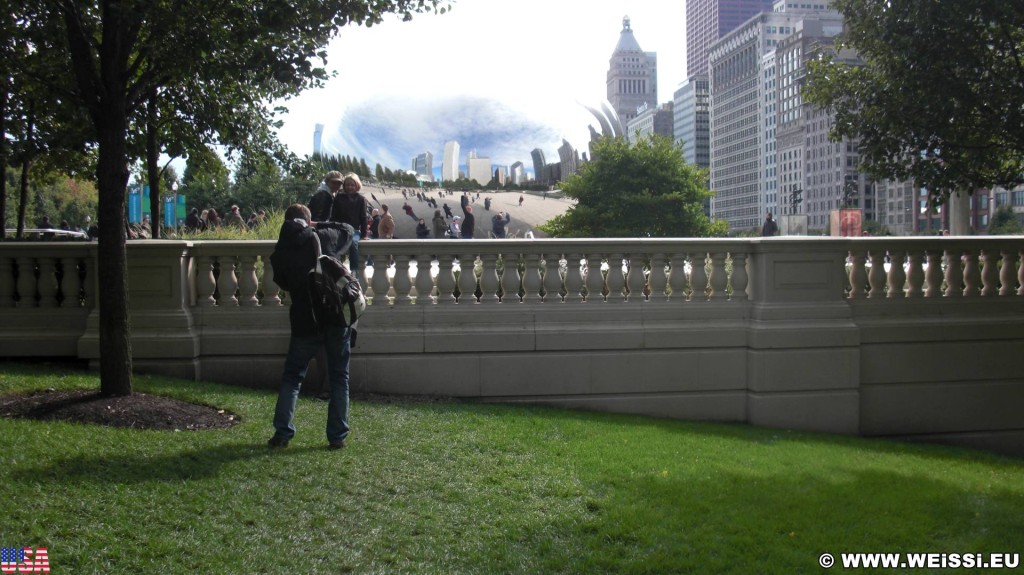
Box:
[10,441,322,485]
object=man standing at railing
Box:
[267,203,354,451]
[309,171,342,223]
[762,212,778,237]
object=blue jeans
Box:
[272,325,351,443]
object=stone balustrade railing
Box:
[3,237,1023,311]
[2,236,1023,456]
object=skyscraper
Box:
[467,150,492,186]
[686,0,774,77]
[442,141,460,182]
[510,161,525,185]
[412,151,434,181]
[606,16,657,127]
[530,148,546,184]
[313,124,324,155]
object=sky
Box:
[273,0,687,177]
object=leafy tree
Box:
[7,0,449,395]
[541,135,726,238]
[988,205,1023,236]
[181,146,233,213]
[805,0,1024,204]
[232,149,288,213]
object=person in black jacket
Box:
[460,194,475,239]
[308,171,341,223]
[267,203,354,450]
[330,173,370,273]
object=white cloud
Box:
[274,0,686,172]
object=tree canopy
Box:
[805,0,1024,203]
[541,135,725,238]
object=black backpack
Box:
[307,233,366,338]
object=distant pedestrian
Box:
[460,195,475,239]
[432,209,447,239]
[761,212,778,237]
[378,205,395,239]
[415,218,431,239]
[491,211,510,238]
[448,216,461,239]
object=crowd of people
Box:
[183,206,267,234]
[296,171,525,242]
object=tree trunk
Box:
[96,100,134,397]
[16,107,34,238]
[0,87,7,241]
[146,88,161,239]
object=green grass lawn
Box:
[1,362,1022,574]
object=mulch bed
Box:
[0,389,238,431]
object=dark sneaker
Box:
[328,440,346,450]
[267,436,290,448]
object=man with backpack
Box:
[267,203,355,450]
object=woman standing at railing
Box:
[330,173,370,273]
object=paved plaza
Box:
[365,188,573,239]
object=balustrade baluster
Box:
[943,250,963,297]
[905,251,924,297]
[0,257,14,308]
[847,252,866,299]
[370,256,391,306]
[392,255,413,306]
[237,256,260,306]
[261,256,282,306]
[16,257,36,308]
[606,254,625,303]
[648,254,668,302]
[668,253,688,302]
[924,251,943,297]
[219,257,239,306]
[436,256,457,305]
[709,252,728,300]
[689,253,708,301]
[542,254,563,303]
[730,252,749,301]
[999,250,1018,296]
[67,258,84,308]
[867,251,886,298]
[479,254,500,304]
[625,255,646,303]
[457,256,478,304]
[37,258,59,308]
[1018,249,1024,296]
[414,254,436,305]
[886,250,907,298]
[962,251,981,297]
[196,256,218,307]
[500,253,522,303]
[564,253,584,303]
[584,254,604,302]
[980,251,999,296]
[523,253,543,303]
